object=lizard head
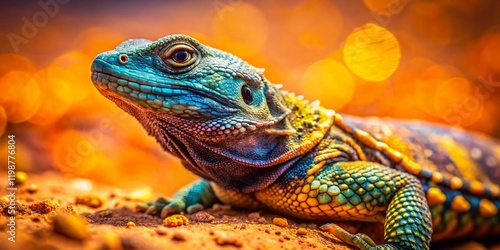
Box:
[91,34,294,142]
[91,34,333,192]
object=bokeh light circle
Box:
[343,23,401,82]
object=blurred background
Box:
[0,0,499,196]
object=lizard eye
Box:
[241,85,253,105]
[162,44,198,68]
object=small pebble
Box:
[264,229,271,234]
[248,212,260,220]
[126,221,136,227]
[191,211,215,222]
[29,200,59,214]
[110,200,121,208]
[155,227,168,236]
[240,224,246,230]
[171,232,186,241]
[120,237,136,249]
[297,228,308,235]
[214,233,243,247]
[135,202,149,212]
[257,217,267,224]
[100,232,121,250]
[307,239,319,247]
[278,237,284,242]
[66,205,79,216]
[15,171,27,186]
[99,210,112,218]
[283,235,291,240]
[275,230,281,235]
[53,214,89,240]
[26,184,38,194]
[75,194,104,208]
[163,214,189,227]
[272,217,288,227]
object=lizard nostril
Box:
[118,54,129,64]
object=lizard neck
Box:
[143,86,336,193]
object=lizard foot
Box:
[321,223,378,250]
[139,197,204,218]
[137,180,216,218]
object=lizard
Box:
[90,34,500,250]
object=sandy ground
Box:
[0,172,498,250]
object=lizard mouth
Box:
[90,56,294,139]
[90,58,240,111]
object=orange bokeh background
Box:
[0,0,499,196]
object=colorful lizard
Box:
[90,34,500,249]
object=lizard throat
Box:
[146,95,336,193]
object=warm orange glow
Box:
[0,53,36,75]
[71,178,94,192]
[290,0,343,50]
[363,0,410,13]
[414,64,461,117]
[0,106,6,137]
[478,34,500,71]
[406,2,453,45]
[391,57,435,106]
[433,77,472,117]
[28,66,73,126]
[51,51,94,103]
[52,129,104,174]
[129,188,152,201]
[212,3,268,58]
[301,59,354,110]
[440,0,484,12]
[343,23,400,82]
[0,71,41,123]
[74,27,127,57]
[349,79,388,106]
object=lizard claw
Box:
[160,200,185,218]
[186,203,204,214]
[141,197,186,217]
[320,223,377,250]
[160,202,204,218]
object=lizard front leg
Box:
[255,161,432,250]
[144,179,263,218]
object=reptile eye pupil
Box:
[118,54,128,64]
[173,50,189,62]
[162,44,198,69]
[241,85,253,105]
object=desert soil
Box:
[0,172,497,250]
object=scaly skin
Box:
[91,34,500,250]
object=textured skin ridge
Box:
[91,34,500,250]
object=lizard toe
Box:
[160,200,186,218]
[186,203,204,214]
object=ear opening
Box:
[263,82,296,135]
